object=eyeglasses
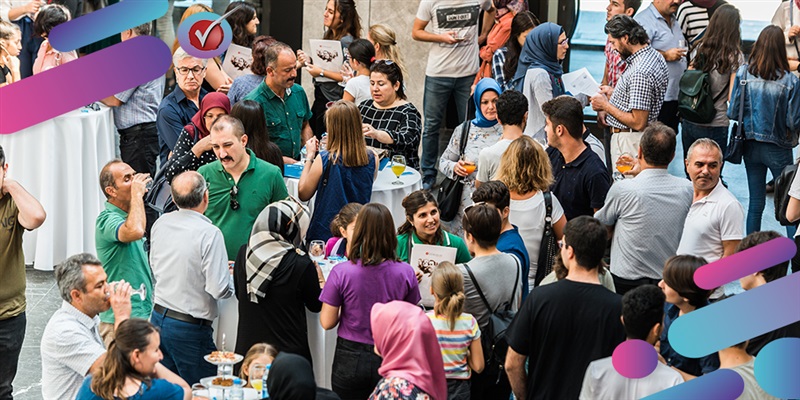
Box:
[375,59,395,66]
[229,185,240,210]
[559,37,570,46]
[463,201,487,215]
[176,66,206,76]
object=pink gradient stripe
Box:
[0,36,171,134]
[694,237,796,290]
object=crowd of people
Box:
[2,0,800,399]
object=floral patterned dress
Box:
[438,121,504,237]
[369,377,432,400]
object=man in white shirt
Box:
[149,171,234,385]
[579,284,683,399]
[40,253,132,400]
[677,138,743,297]
[476,89,527,187]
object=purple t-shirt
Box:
[319,259,421,344]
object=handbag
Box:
[437,102,474,222]
[724,68,747,164]
[463,258,520,384]
[775,162,799,226]
[534,191,557,287]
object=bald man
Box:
[148,171,233,385]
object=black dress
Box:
[233,245,323,363]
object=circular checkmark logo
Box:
[177,12,233,59]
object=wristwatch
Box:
[319,70,325,78]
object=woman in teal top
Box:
[396,189,472,264]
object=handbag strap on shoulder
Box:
[463,259,519,314]
[736,67,747,138]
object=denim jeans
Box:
[331,337,383,400]
[421,75,474,181]
[681,121,729,177]
[150,310,216,385]
[743,140,794,235]
[0,313,26,400]
[119,122,159,177]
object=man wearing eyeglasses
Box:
[148,171,233,385]
[156,47,208,167]
[198,115,289,261]
[100,22,165,177]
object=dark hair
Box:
[662,255,713,308]
[91,319,157,400]
[250,35,277,76]
[693,5,741,74]
[471,181,510,211]
[171,171,206,209]
[462,203,502,248]
[397,190,443,244]
[0,144,5,165]
[623,0,642,14]
[34,4,70,37]
[324,0,361,41]
[748,25,790,81]
[622,285,665,341]
[496,90,528,127]
[735,231,789,283]
[640,123,676,167]
[503,11,540,82]
[330,203,363,237]
[605,14,649,46]
[348,38,375,69]
[225,1,258,48]
[130,22,152,37]
[541,96,583,140]
[563,216,607,270]
[349,203,398,266]
[370,60,406,100]
[230,100,284,173]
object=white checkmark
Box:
[194,6,241,47]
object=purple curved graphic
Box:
[694,237,796,290]
[643,369,744,400]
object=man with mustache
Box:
[244,41,313,166]
[198,115,288,261]
[676,138,743,300]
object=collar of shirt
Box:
[692,180,727,205]
[172,86,207,106]
[175,208,213,223]
[634,167,670,180]
[104,201,128,217]
[624,45,653,65]
[647,3,675,23]
[261,80,293,100]
[60,300,100,330]
[214,148,258,175]
[560,145,593,169]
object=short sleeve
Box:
[505,293,534,355]
[319,267,344,307]
[476,148,492,182]
[594,183,623,226]
[470,315,481,340]
[403,265,422,305]
[416,0,433,21]
[718,201,745,241]
[114,86,137,103]
[270,169,290,203]
[578,363,596,400]
[586,170,611,210]
[145,379,185,400]
[97,212,124,243]
[788,169,800,200]
[550,192,565,222]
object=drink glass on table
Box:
[391,155,406,185]
[309,240,325,264]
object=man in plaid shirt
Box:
[591,15,669,166]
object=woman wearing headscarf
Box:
[368,301,447,400]
[165,92,231,181]
[510,22,570,143]
[437,78,503,237]
[233,198,325,363]
[267,353,341,400]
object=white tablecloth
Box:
[0,107,116,270]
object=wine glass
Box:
[249,364,266,391]
[107,282,147,301]
[391,155,406,185]
[309,240,325,264]
[460,155,476,184]
[614,153,635,181]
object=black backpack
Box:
[774,163,798,226]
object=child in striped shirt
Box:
[426,261,484,400]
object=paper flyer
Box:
[410,244,458,307]
[562,67,601,96]
[222,43,254,79]
[308,39,343,83]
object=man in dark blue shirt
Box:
[156,48,208,166]
[543,96,611,220]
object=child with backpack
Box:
[427,262,484,400]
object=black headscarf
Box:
[266,353,340,400]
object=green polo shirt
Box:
[95,202,153,323]
[199,148,289,260]
[396,231,472,264]
[242,81,312,159]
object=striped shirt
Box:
[676,2,713,48]
[427,312,481,379]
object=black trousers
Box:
[331,337,383,400]
[118,122,159,177]
[0,313,26,400]
[657,100,681,135]
[612,274,661,296]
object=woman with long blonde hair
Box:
[299,100,378,243]
[367,24,406,74]
[497,135,566,290]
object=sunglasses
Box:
[230,185,240,211]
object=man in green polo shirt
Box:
[199,115,289,260]
[243,41,313,165]
[95,160,154,344]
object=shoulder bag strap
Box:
[457,99,474,157]
[736,68,747,139]
[543,191,553,231]
[463,263,494,313]
[321,154,333,188]
[712,79,730,103]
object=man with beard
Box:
[198,116,288,261]
[591,15,668,166]
[244,41,313,165]
[676,138,743,299]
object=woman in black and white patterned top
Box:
[358,60,422,170]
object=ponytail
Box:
[91,319,157,400]
[431,261,465,331]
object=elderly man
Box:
[591,15,669,166]
[95,160,153,344]
[157,47,208,166]
[198,115,288,260]
[594,123,693,295]
[243,41,313,165]
[40,253,132,400]
[100,22,165,177]
[677,138,743,298]
[0,145,45,400]
[635,0,688,133]
[149,171,234,385]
